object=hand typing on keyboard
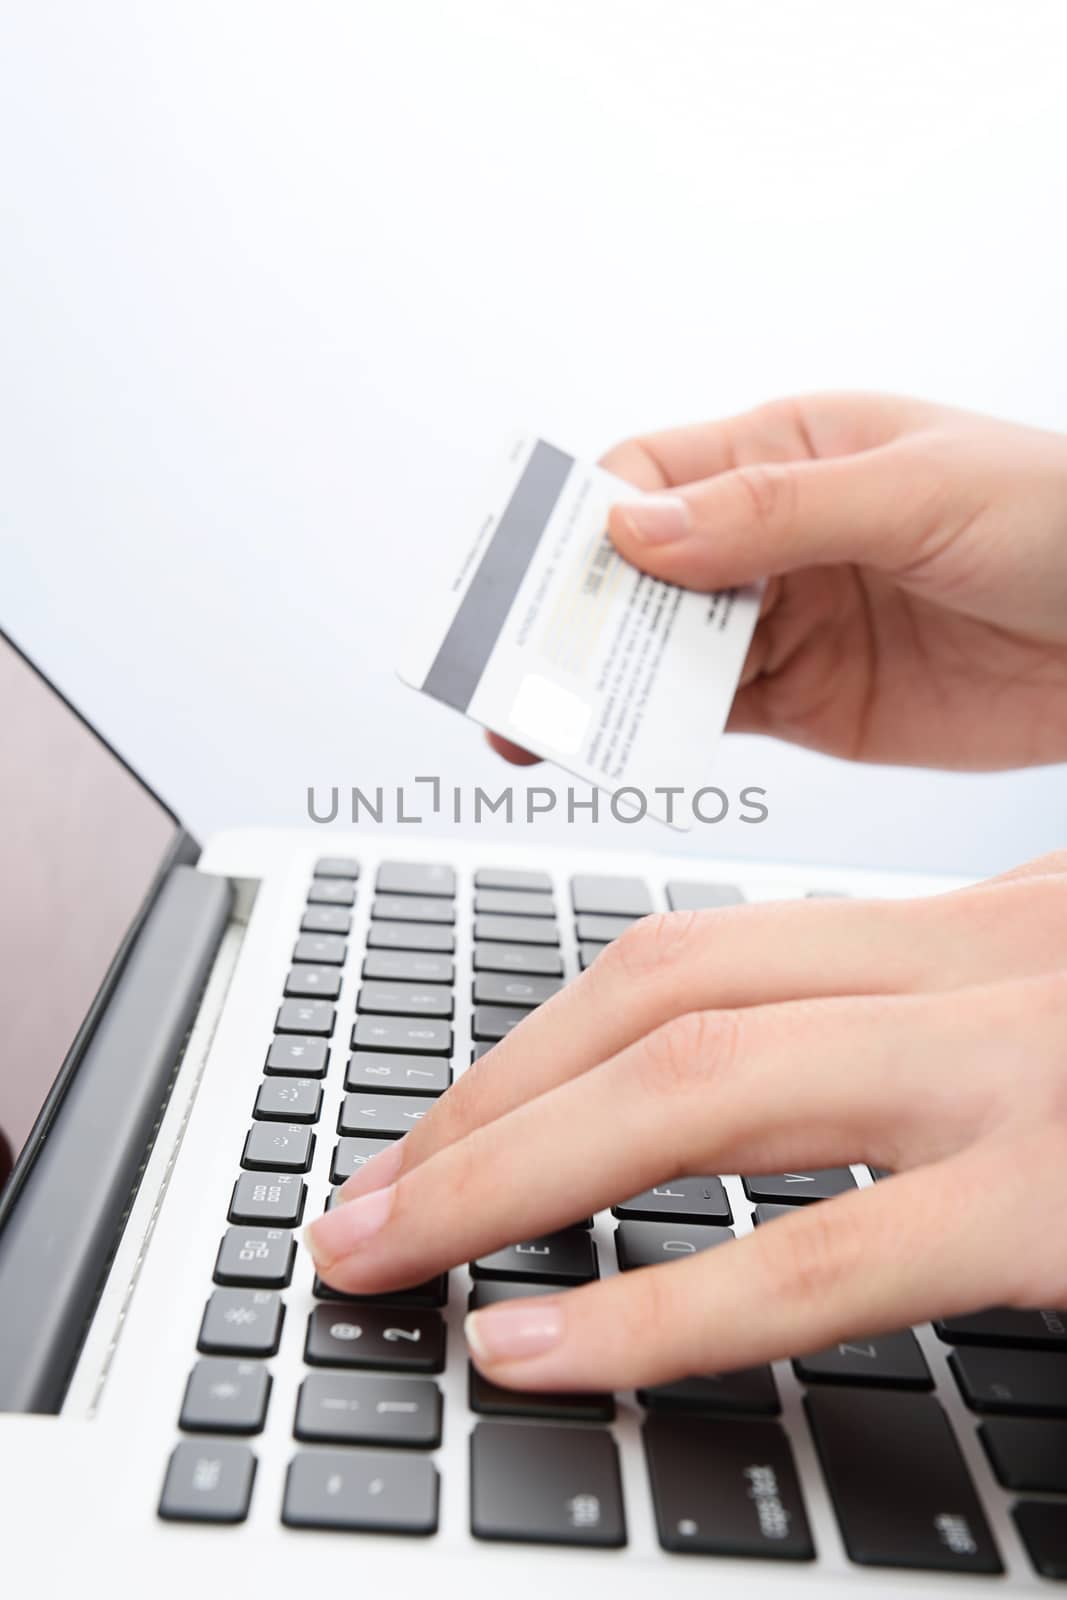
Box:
[305,852,1067,1393]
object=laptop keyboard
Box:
[157,857,1067,1581]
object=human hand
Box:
[305,852,1067,1393]
[490,395,1067,770]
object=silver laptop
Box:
[1,627,1062,1596]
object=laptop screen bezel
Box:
[0,626,196,1233]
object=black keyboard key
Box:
[571,874,653,917]
[469,1364,614,1422]
[471,1042,496,1062]
[214,1226,295,1288]
[469,1280,558,1310]
[472,972,562,1008]
[295,1372,442,1448]
[367,920,455,954]
[307,878,355,906]
[159,1439,256,1524]
[474,889,556,917]
[574,913,636,943]
[742,1169,856,1204]
[345,1053,451,1096]
[265,1035,329,1078]
[338,1092,436,1139]
[180,1358,271,1434]
[283,1448,438,1535]
[474,914,560,946]
[578,942,607,969]
[372,895,455,925]
[473,942,563,977]
[357,981,453,1019]
[362,950,454,984]
[313,1275,447,1309]
[935,1306,1067,1350]
[643,1414,812,1558]
[293,932,347,965]
[639,1367,779,1416]
[229,1171,307,1227]
[275,999,335,1037]
[241,1121,314,1173]
[352,1016,452,1056]
[950,1347,1067,1416]
[253,1077,322,1123]
[613,1176,731,1226]
[471,1005,528,1042]
[284,964,342,1000]
[198,1289,284,1356]
[301,905,351,935]
[751,1202,797,1226]
[615,1221,733,1271]
[470,1420,625,1547]
[475,867,552,893]
[805,1387,1001,1573]
[376,860,455,897]
[980,1417,1067,1492]
[331,1137,391,1184]
[471,1229,598,1286]
[314,855,359,879]
[665,880,744,910]
[1014,1501,1067,1579]
[305,1304,446,1373]
[795,1329,932,1389]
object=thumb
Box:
[608,442,940,590]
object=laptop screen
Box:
[0,635,181,1201]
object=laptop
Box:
[1,625,1062,1596]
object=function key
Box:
[158,1439,256,1524]
[474,889,556,918]
[471,1229,598,1286]
[469,1365,614,1423]
[473,942,563,977]
[367,921,455,955]
[639,1368,779,1417]
[283,1448,438,1535]
[1014,1502,1067,1581]
[949,1347,1067,1416]
[229,1171,307,1227]
[338,1092,436,1139]
[615,1221,733,1271]
[265,1035,329,1078]
[198,1288,284,1356]
[979,1417,1067,1493]
[307,878,356,906]
[362,950,454,985]
[474,914,560,947]
[935,1307,1067,1351]
[253,1077,322,1124]
[570,874,653,918]
[806,1387,1001,1573]
[372,895,455,925]
[643,1414,812,1558]
[314,856,360,879]
[665,881,744,910]
[305,1303,446,1374]
[574,914,636,944]
[357,982,453,1020]
[742,1169,856,1204]
[294,1372,442,1448]
[214,1226,295,1289]
[242,1121,315,1173]
[794,1330,932,1390]
[472,1005,527,1042]
[475,867,553,893]
[473,973,562,1009]
[376,861,456,897]
[180,1358,271,1435]
[344,1053,452,1097]
[331,1136,393,1184]
[352,1016,452,1056]
[470,1420,625,1548]
[301,905,351,935]
[275,999,335,1038]
[284,965,342,1000]
[293,932,347,966]
[613,1177,731,1226]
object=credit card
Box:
[397,436,761,828]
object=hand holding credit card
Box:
[397,436,761,827]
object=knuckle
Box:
[732,461,796,533]
[605,909,703,981]
[638,1008,741,1099]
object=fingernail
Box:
[304,1183,396,1269]
[615,493,691,546]
[465,1302,565,1365]
[339,1138,404,1201]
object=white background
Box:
[1,0,1065,876]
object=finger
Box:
[340,876,1067,1199]
[306,983,1011,1296]
[463,1141,1019,1391]
[485,731,541,766]
[607,437,951,592]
